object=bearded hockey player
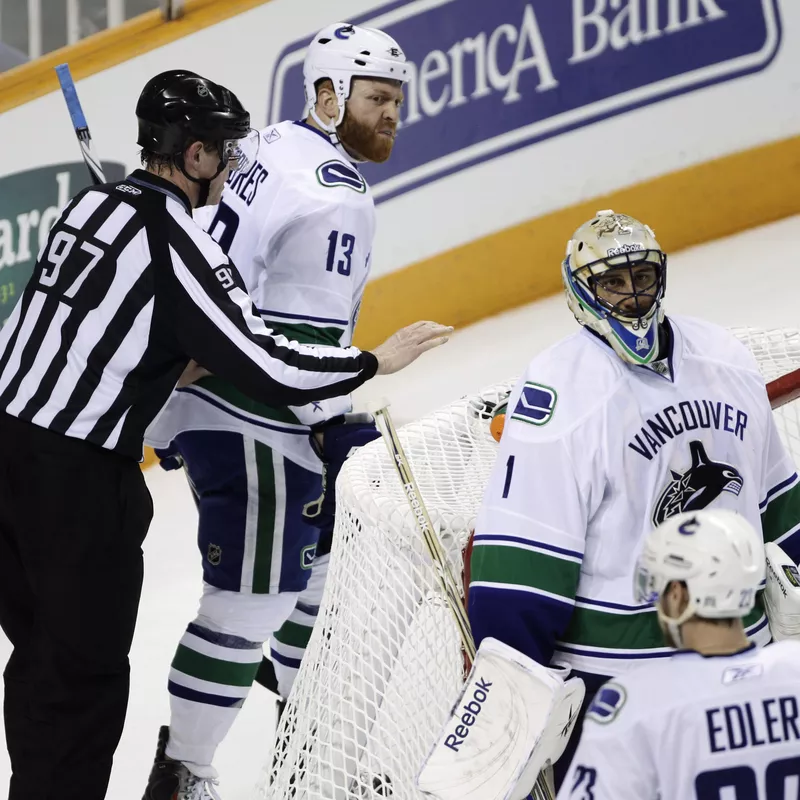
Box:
[558,509,800,799]
[142,25,434,800]
[466,210,800,790]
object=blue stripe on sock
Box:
[295,601,320,616]
[186,622,261,650]
[270,649,303,669]
[168,680,245,708]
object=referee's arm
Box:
[164,203,377,407]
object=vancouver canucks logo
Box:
[652,441,743,526]
[316,160,367,193]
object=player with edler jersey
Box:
[463,210,800,791]
[559,509,800,800]
[142,23,426,800]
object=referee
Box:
[0,70,448,800]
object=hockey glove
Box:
[303,413,381,549]
[154,442,185,472]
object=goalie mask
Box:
[303,23,410,159]
[562,210,667,365]
[634,510,765,648]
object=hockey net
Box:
[260,326,800,800]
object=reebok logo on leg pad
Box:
[444,678,493,752]
[417,637,586,799]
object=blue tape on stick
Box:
[55,63,88,131]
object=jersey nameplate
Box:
[511,381,557,426]
[316,160,367,193]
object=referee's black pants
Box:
[0,413,153,799]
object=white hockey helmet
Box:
[303,23,410,133]
[634,510,765,646]
[562,210,667,365]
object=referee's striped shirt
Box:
[0,170,378,460]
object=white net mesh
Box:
[259,327,800,800]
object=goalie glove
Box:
[416,637,585,800]
[764,541,800,641]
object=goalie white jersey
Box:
[147,120,376,469]
[469,316,800,677]
[558,641,800,800]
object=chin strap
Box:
[310,107,336,135]
[657,600,697,649]
[309,108,367,164]
[176,149,228,207]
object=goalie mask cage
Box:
[260,326,800,800]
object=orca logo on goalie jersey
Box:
[652,440,743,526]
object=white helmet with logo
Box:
[562,210,667,365]
[303,23,410,134]
[634,509,765,646]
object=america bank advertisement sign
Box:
[268,0,782,203]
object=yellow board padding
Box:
[0,0,275,116]
[353,132,800,351]
[141,447,159,470]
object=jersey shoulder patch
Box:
[316,160,368,193]
[585,681,627,724]
[504,332,624,440]
[510,381,557,426]
[262,127,282,145]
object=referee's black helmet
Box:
[136,70,250,156]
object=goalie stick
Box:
[55,63,107,186]
[370,401,554,800]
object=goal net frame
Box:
[260,326,800,800]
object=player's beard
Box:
[338,111,395,163]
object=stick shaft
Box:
[55,63,106,186]
[374,403,556,800]
[373,405,476,659]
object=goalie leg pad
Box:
[764,541,800,641]
[416,637,585,800]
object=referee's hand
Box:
[177,360,212,388]
[372,321,453,375]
